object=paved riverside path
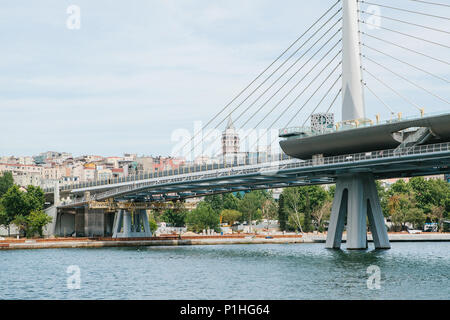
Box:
[1,233,449,250]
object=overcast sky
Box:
[0,0,449,157]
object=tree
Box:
[148,213,158,233]
[389,193,425,231]
[220,209,242,226]
[185,202,220,233]
[23,185,45,213]
[278,193,288,231]
[376,181,390,217]
[1,185,47,237]
[405,208,426,230]
[282,186,328,233]
[204,193,240,214]
[283,187,304,233]
[222,193,239,211]
[0,208,9,234]
[1,185,27,235]
[204,194,224,214]
[161,201,187,227]
[311,200,332,232]
[389,179,411,195]
[261,198,278,229]
[27,210,53,237]
[430,205,446,232]
[1,185,29,217]
[0,172,14,198]
[238,191,266,225]
[409,177,449,214]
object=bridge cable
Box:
[324,88,342,114]
[237,29,343,132]
[359,1,450,21]
[362,67,424,112]
[172,0,342,157]
[185,11,343,158]
[233,22,343,131]
[406,0,450,8]
[361,43,450,84]
[244,50,342,148]
[360,20,450,50]
[359,10,450,35]
[283,63,343,131]
[248,60,342,152]
[363,55,450,105]
[301,74,342,127]
[260,69,342,156]
[240,49,343,150]
[360,32,450,66]
[362,82,396,115]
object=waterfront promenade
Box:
[1,233,449,250]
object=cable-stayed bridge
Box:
[44,0,450,250]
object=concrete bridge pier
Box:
[112,209,152,238]
[84,208,114,237]
[325,173,390,250]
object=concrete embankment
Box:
[0,233,449,250]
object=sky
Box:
[0,0,449,158]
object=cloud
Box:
[0,0,448,156]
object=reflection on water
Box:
[0,242,448,300]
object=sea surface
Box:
[0,242,448,299]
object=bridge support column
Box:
[112,209,152,238]
[84,208,105,237]
[325,173,390,250]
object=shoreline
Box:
[1,233,450,250]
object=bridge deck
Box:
[54,142,450,209]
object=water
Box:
[0,242,448,300]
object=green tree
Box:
[222,193,239,211]
[148,212,158,234]
[220,209,242,226]
[311,200,332,232]
[0,207,9,234]
[261,198,278,229]
[238,191,267,224]
[1,185,27,235]
[389,179,411,195]
[389,193,425,231]
[27,210,53,237]
[283,187,305,232]
[161,201,187,227]
[278,193,289,231]
[430,205,446,232]
[23,185,45,213]
[409,177,449,214]
[282,186,328,232]
[405,208,427,230]
[186,202,220,233]
[1,185,47,237]
[0,172,14,198]
[204,194,224,213]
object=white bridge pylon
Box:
[326,0,389,250]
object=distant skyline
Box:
[1,0,449,157]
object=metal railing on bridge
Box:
[45,152,293,193]
[56,142,450,208]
